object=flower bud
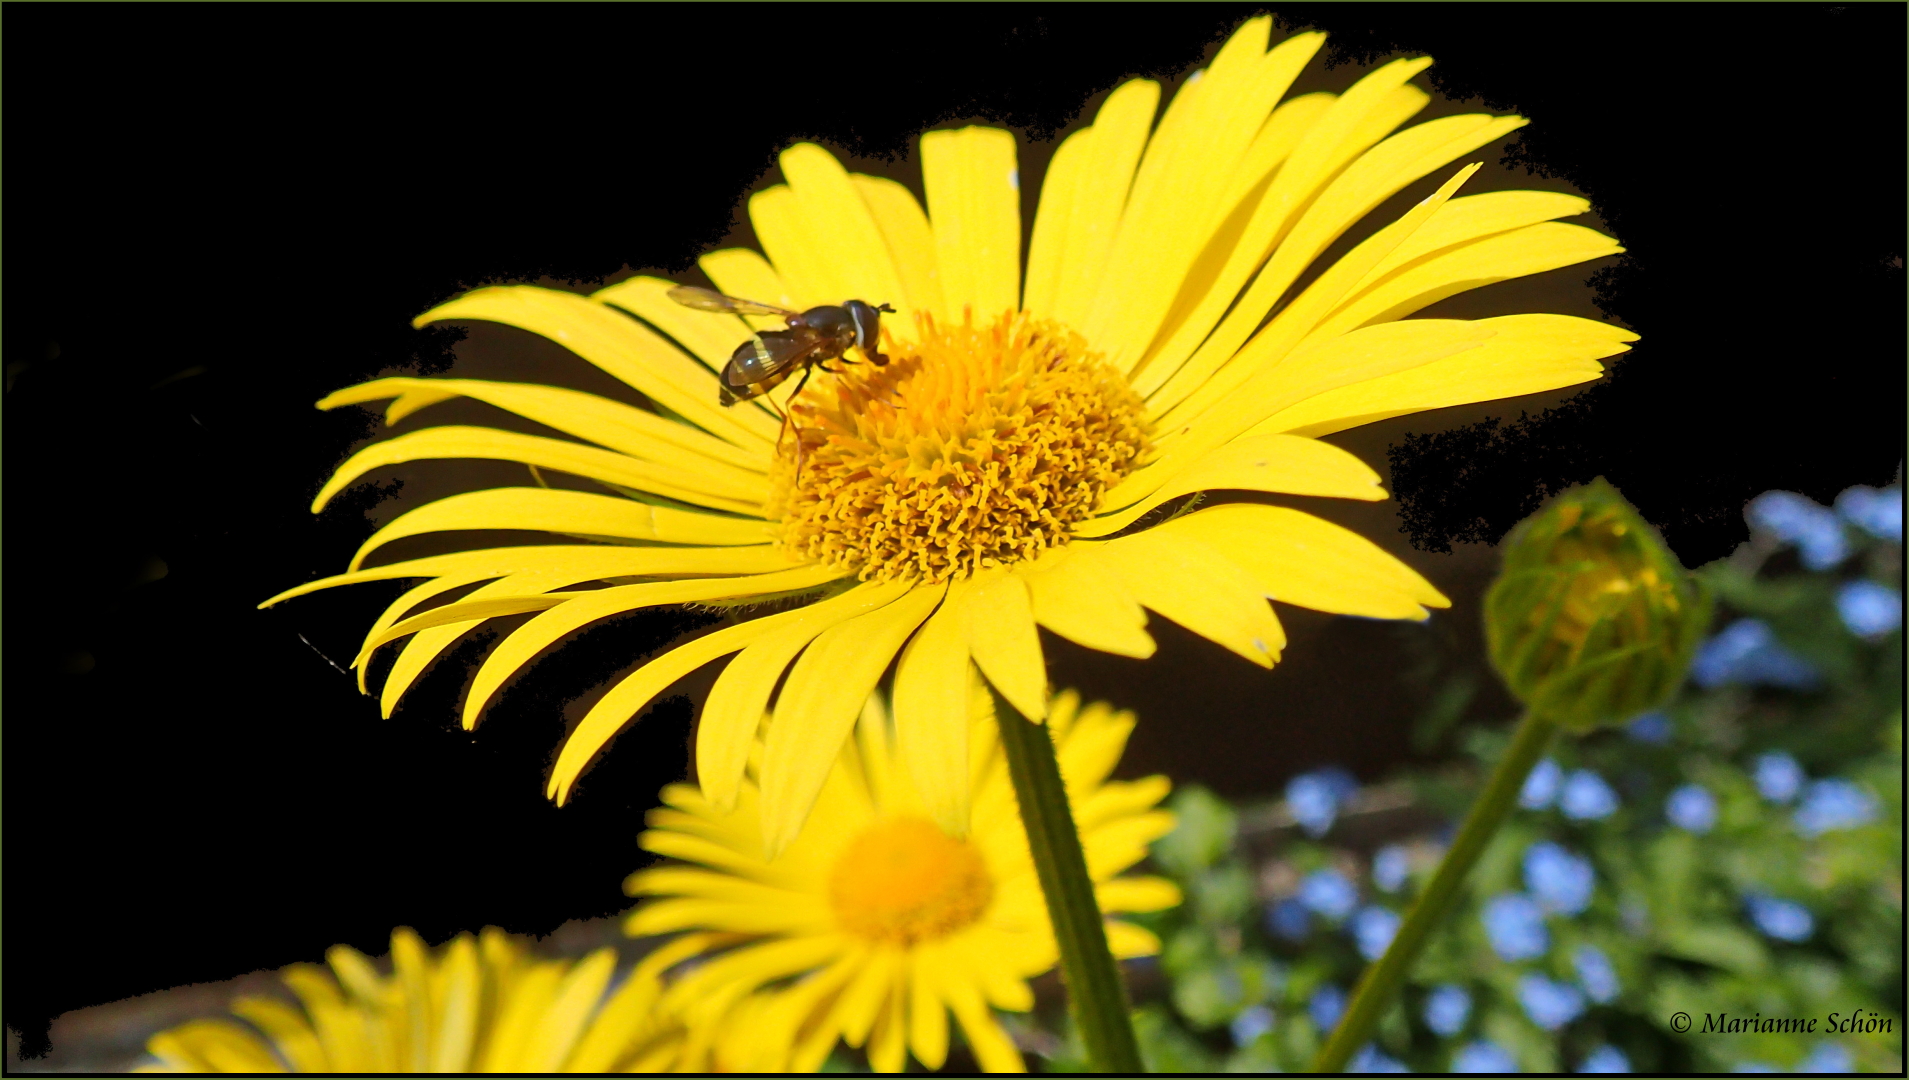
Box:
[1484,478,1711,732]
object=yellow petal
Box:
[1017,544,1157,658]
[699,247,800,325]
[776,144,910,320]
[368,556,736,714]
[959,569,1048,721]
[832,948,899,1049]
[1346,189,1595,289]
[1094,876,1185,914]
[1306,221,1623,345]
[852,173,943,323]
[267,542,770,609]
[750,184,835,310]
[1047,78,1160,333]
[319,376,768,479]
[354,593,579,665]
[548,611,772,801]
[229,997,327,1073]
[1138,58,1438,409]
[867,986,908,1074]
[345,487,770,571]
[1079,432,1384,537]
[1158,502,1448,618]
[520,948,616,1072]
[934,956,1026,1073]
[147,1020,285,1074]
[1254,313,1634,439]
[310,425,764,516]
[892,592,973,835]
[1053,700,1140,794]
[755,587,943,858]
[1075,774,1174,832]
[760,583,945,857]
[564,946,665,1073]
[1105,919,1164,959]
[415,284,778,449]
[1152,160,1487,435]
[908,952,951,1070]
[698,577,917,812]
[1118,315,1493,510]
[1096,529,1284,667]
[1086,23,1324,371]
[1021,122,1090,318]
[428,936,479,1072]
[464,563,846,730]
[921,126,1020,321]
[473,963,564,1072]
[1126,90,1338,397]
[593,275,747,376]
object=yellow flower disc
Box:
[828,816,994,945]
[771,311,1149,583]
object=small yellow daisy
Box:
[623,687,1180,1073]
[264,16,1633,853]
[140,927,701,1073]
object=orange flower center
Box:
[768,310,1149,584]
[828,817,994,946]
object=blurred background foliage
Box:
[1028,485,1901,1074]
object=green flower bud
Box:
[1484,478,1712,733]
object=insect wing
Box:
[730,330,828,385]
[667,285,798,318]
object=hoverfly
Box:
[667,286,896,418]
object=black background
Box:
[7,4,1902,1056]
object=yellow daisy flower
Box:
[623,687,1180,1073]
[140,927,704,1073]
[264,16,1633,854]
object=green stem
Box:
[990,685,1144,1074]
[1311,709,1559,1072]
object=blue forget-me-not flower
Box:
[1422,984,1472,1037]
[1836,580,1901,638]
[1835,484,1902,543]
[1578,1044,1631,1073]
[1625,711,1673,744]
[1666,784,1719,833]
[1482,893,1549,960]
[1797,1041,1854,1073]
[1560,769,1620,821]
[1690,618,1820,690]
[1351,905,1401,961]
[1525,841,1595,914]
[1309,983,1347,1031]
[1287,767,1360,837]
[1747,490,1848,569]
[1574,944,1619,1004]
[1372,845,1410,893]
[1519,973,1587,1030]
[1794,779,1879,836]
[1348,1044,1409,1073]
[1453,1040,1518,1073]
[1230,1005,1274,1048]
[1521,757,1563,809]
[1744,894,1814,942]
[1299,869,1359,922]
[1265,897,1311,941]
[1753,751,1804,802]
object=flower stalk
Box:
[1316,479,1704,1071]
[990,684,1144,1073]
[1310,708,1558,1072]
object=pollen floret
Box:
[771,310,1149,583]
